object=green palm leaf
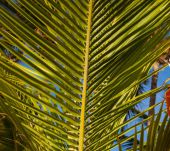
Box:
[0,0,170,150]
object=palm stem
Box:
[79,0,93,150]
[149,63,159,117]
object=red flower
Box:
[165,89,170,116]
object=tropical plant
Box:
[0,0,170,151]
[149,44,170,118]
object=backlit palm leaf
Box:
[0,0,170,150]
[119,101,170,151]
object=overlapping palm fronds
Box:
[0,0,170,150]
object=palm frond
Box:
[0,0,169,150]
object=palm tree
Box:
[0,0,170,150]
[149,44,170,118]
